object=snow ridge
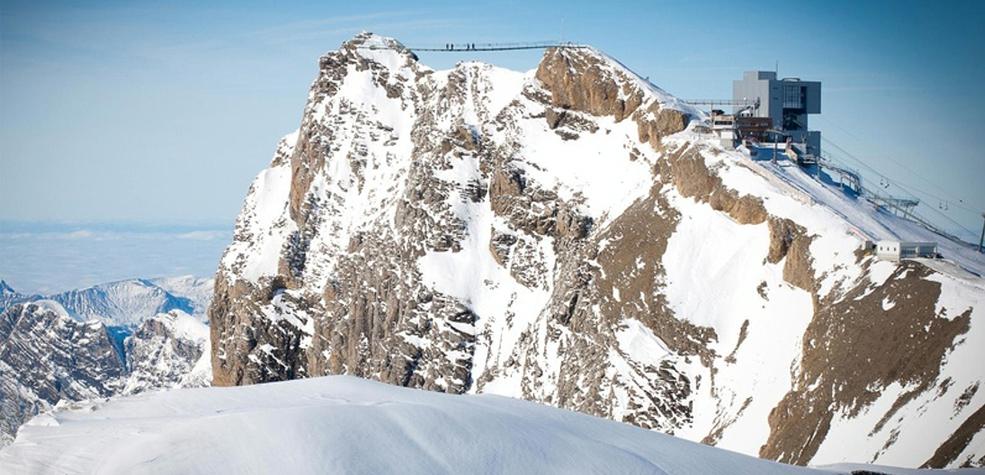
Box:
[0,375,943,475]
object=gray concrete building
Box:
[733,71,821,155]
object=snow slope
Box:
[1,375,976,475]
[208,33,985,469]
[732,150,985,277]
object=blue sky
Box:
[1,1,983,236]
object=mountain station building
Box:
[733,71,822,157]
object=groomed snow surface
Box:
[1,376,977,475]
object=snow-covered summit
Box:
[341,31,419,68]
[208,33,985,469]
[0,281,19,309]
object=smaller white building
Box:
[875,240,938,261]
[709,110,736,149]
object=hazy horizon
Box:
[0,220,230,294]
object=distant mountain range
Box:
[0,275,211,327]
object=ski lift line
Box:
[821,138,980,237]
[818,117,980,211]
[899,204,978,246]
[828,148,969,224]
[900,184,978,235]
[817,141,976,237]
[842,148,979,214]
[738,102,975,242]
[827,141,979,217]
[823,138,924,202]
[854,170,975,239]
[822,150,881,186]
[866,177,977,241]
[816,116,967,201]
[822,142,919,202]
[911,205,979,242]
[888,180,980,215]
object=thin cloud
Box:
[175,231,227,241]
[64,230,95,239]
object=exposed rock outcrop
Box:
[209,33,985,469]
[123,309,211,393]
[762,262,970,464]
[0,302,209,446]
[0,302,124,446]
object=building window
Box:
[783,85,803,109]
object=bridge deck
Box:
[357,42,588,53]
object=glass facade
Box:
[783,85,803,109]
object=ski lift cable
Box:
[820,139,979,237]
[822,138,918,199]
[821,137,978,214]
[818,115,977,206]
[912,203,978,238]
[818,119,980,211]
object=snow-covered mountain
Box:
[0,281,20,310]
[207,33,985,469]
[151,275,215,318]
[0,375,968,475]
[122,308,211,394]
[0,301,124,447]
[0,276,213,327]
[0,277,213,445]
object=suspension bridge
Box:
[357,41,589,53]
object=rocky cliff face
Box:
[123,309,211,394]
[0,302,210,446]
[209,33,985,468]
[0,302,123,446]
